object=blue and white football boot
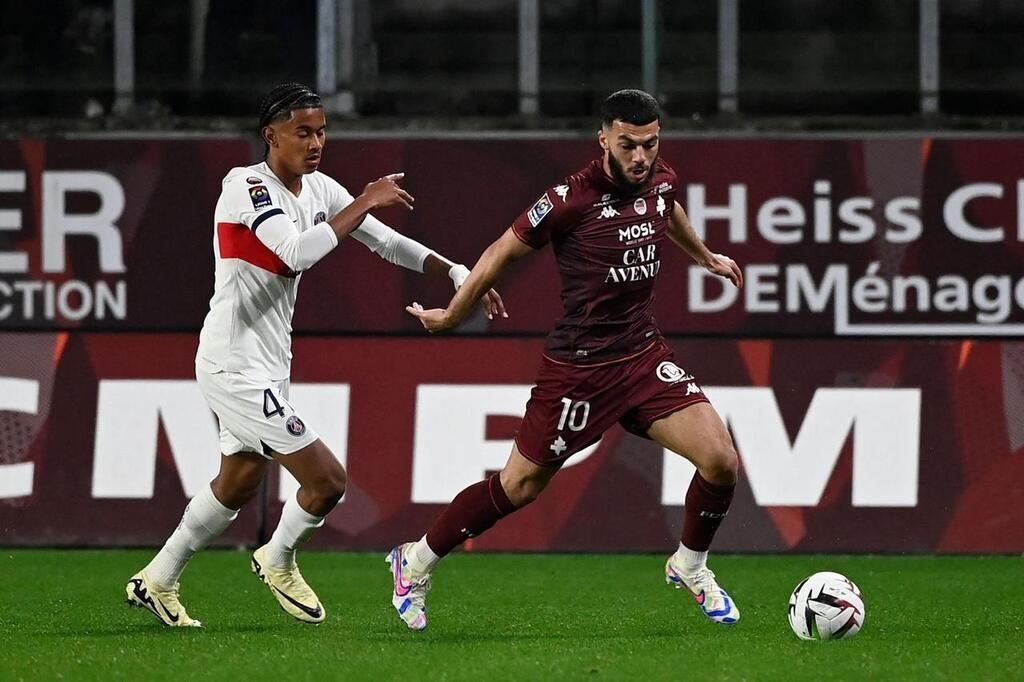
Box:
[385,543,431,631]
[665,557,740,624]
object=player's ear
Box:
[598,127,608,151]
[263,125,276,149]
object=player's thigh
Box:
[647,402,738,477]
[515,358,623,468]
[198,369,320,459]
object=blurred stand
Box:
[1,0,1024,131]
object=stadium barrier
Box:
[1,333,1020,552]
[1,135,1021,551]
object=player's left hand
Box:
[449,264,508,320]
[705,253,743,287]
[406,302,454,333]
[479,288,507,320]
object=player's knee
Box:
[702,440,739,485]
[315,468,347,508]
[331,468,348,500]
[211,476,258,510]
[503,475,547,507]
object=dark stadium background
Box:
[0,2,1021,679]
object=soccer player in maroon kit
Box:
[393,90,744,630]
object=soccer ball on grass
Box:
[787,571,865,641]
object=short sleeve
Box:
[319,173,355,218]
[510,186,577,249]
[222,173,290,232]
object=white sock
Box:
[674,542,708,575]
[407,535,440,577]
[145,484,238,589]
[264,493,325,568]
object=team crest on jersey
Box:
[527,193,554,227]
[246,176,262,185]
[634,198,647,215]
[313,211,327,224]
[286,415,306,436]
[249,185,272,209]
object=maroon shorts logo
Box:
[286,415,306,436]
[656,361,686,383]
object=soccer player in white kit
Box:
[125,83,505,627]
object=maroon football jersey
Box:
[511,157,680,364]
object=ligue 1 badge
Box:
[527,193,554,227]
[249,185,272,209]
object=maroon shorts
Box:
[514,340,710,466]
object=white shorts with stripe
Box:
[196,366,319,459]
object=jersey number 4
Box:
[263,389,285,418]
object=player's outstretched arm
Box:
[667,201,743,288]
[407,227,532,333]
[421,253,507,320]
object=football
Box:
[787,571,865,641]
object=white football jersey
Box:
[196,162,350,380]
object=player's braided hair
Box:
[600,89,662,126]
[257,82,323,156]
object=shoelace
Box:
[405,573,432,607]
[680,567,717,593]
[280,566,316,597]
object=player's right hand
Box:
[362,173,414,211]
[406,302,454,333]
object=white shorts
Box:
[196,367,319,459]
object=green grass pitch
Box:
[1,550,1020,681]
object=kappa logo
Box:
[686,382,702,395]
[554,184,570,202]
[600,205,620,219]
[656,195,667,217]
[249,185,272,209]
[634,198,648,215]
[527,193,554,226]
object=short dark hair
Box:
[257,82,322,134]
[600,89,661,126]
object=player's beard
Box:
[607,151,657,192]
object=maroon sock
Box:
[680,473,736,552]
[425,473,517,557]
